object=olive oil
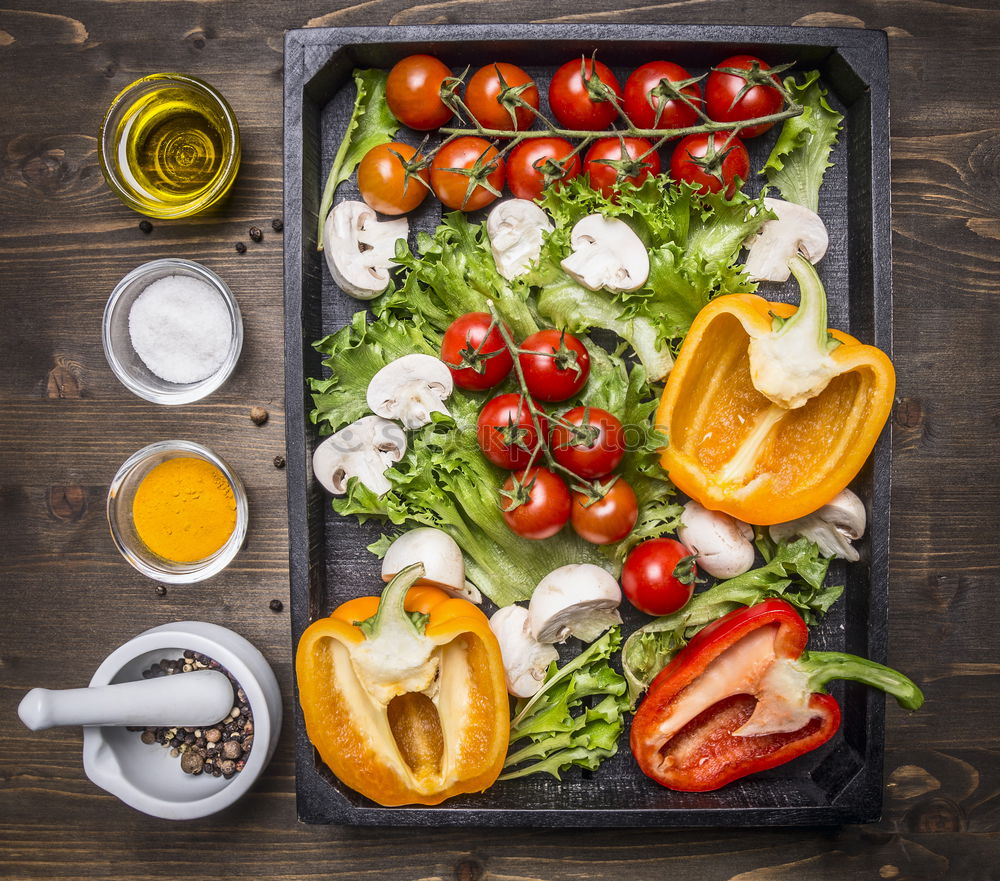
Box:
[101,74,239,218]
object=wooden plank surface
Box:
[1,1,998,879]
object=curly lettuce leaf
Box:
[378,211,538,339]
[533,175,771,375]
[763,71,844,213]
[309,311,440,434]
[317,69,399,250]
[622,537,844,703]
[501,627,629,781]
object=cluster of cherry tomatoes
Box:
[440,313,639,547]
[358,53,786,214]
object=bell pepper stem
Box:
[799,650,924,711]
[364,562,426,640]
[782,255,840,354]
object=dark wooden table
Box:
[2,2,998,879]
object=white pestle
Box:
[17,669,235,731]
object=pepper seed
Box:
[249,226,263,243]
[271,218,283,232]
[269,599,283,613]
[250,406,269,426]
[235,241,247,254]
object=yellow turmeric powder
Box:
[132,457,236,563]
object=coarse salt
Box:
[128,274,233,384]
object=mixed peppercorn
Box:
[129,652,253,778]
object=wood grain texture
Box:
[1,0,998,878]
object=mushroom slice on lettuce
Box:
[527,563,622,644]
[560,215,650,293]
[366,354,454,430]
[312,415,407,496]
[323,200,408,299]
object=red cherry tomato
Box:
[356,142,429,216]
[584,137,661,200]
[705,54,783,138]
[670,131,749,198]
[570,478,638,545]
[621,538,697,615]
[501,467,571,540]
[518,329,590,402]
[430,137,505,211]
[386,55,454,131]
[464,62,539,131]
[623,61,701,132]
[440,313,512,391]
[476,393,547,470]
[549,57,623,130]
[506,138,582,201]
[550,407,625,479]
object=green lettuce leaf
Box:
[378,211,538,339]
[621,537,844,703]
[501,627,629,781]
[309,311,440,434]
[762,71,844,213]
[317,69,399,250]
[532,175,772,377]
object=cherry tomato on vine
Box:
[506,138,582,201]
[386,54,454,130]
[356,142,430,216]
[584,137,661,200]
[465,62,539,131]
[549,57,623,131]
[430,137,505,211]
[670,131,749,198]
[518,329,590,402]
[705,54,784,138]
[477,393,547,470]
[501,467,571,540]
[550,407,625,479]
[570,478,638,545]
[623,61,701,132]
[621,538,698,615]
[440,312,513,391]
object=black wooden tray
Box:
[283,23,892,826]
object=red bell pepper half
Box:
[630,598,923,792]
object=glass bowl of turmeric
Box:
[107,440,248,583]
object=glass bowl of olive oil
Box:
[99,73,240,219]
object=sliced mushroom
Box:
[312,415,407,496]
[489,605,559,698]
[769,488,867,562]
[677,500,756,579]
[323,200,408,299]
[381,528,481,603]
[366,354,454,429]
[560,215,649,293]
[486,199,554,280]
[527,564,622,644]
[744,198,829,283]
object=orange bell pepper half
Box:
[295,563,509,806]
[658,255,895,525]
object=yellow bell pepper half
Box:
[658,256,895,525]
[295,563,509,806]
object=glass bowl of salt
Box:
[103,258,242,404]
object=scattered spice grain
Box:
[138,220,153,234]
[250,406,269,426]
[248,226,263,243]
[272,455,285,470]
[235,241,246,254]
[269,599,283,613]
[271,218,283,232]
